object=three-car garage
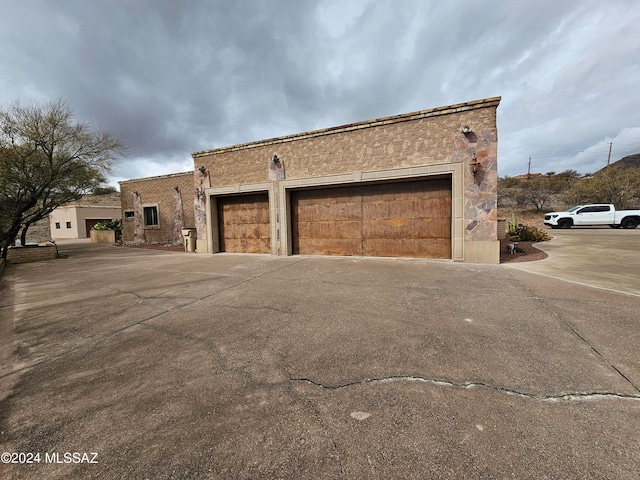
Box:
[190,97,500,263]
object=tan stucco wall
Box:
[90,229,116,243]
[193,100,499,187]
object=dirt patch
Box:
[498,208,552,263]
[500,238,548,263]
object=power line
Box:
[530,139,640,159]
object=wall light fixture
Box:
[469,154,481,177]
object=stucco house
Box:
[120,97,501,263]
[49,193,121,240]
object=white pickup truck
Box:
[544,204,640,229]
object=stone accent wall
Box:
[193,168,210,243]
[24,218,52,243]
[119,172,195,244]
[454,128,498,241]
[7,245,56,264]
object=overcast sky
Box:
[1,0,639,186]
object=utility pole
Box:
[527,156,531,179]
[606,142,612,168]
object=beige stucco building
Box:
[50,195,121,240]
[50,206,121,240]
[121,97,501,263]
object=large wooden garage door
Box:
[218,193,270,253]
[291,178,451,258]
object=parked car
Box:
[543,204,640,229]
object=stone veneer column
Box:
[268,155,285,255]
[453,128,499,263]
[172,186,184,244]
[132,192,145,244]
[194,168,210,252]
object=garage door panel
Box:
[361,196,450,220]
[362,218,451,239]
[411,196,451,217]
[364,238,451,257]
[291,178,451,258]
[221,237,271,254]
[294,201,362,222]
[295,187,361,204]
[295,220,361,240]
[360,179,449,199]
[221,208,270,225]
[300,238,363,256]
[218,193,270,253]
[222,223,271,240]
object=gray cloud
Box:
[1,0,638,184]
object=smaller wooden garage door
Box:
[291,178,451,258]
[217,193,270,253]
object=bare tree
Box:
[498,170,581,211]
[568,167,640,209]
[0,99,125,258]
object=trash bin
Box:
[181,228,197,252]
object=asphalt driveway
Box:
[1,241,639,479]
[507,228,640,296]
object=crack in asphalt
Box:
[5,257,638,411]
[292,375,640,402]
[131,316,340,467]
[0,259,309,383]
[99,257,308,334]
[122,318,640,405]
[505,270,640,394]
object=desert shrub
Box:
[92,219,122,231]
[506,212,519,235]
[508,224,550,242]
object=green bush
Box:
[505,211,550,242]
[508,224,550,242]
[92,219,122,232]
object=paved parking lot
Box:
[1,239,639,479]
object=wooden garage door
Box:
[291,178,451,258]
[218,193,270,253]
